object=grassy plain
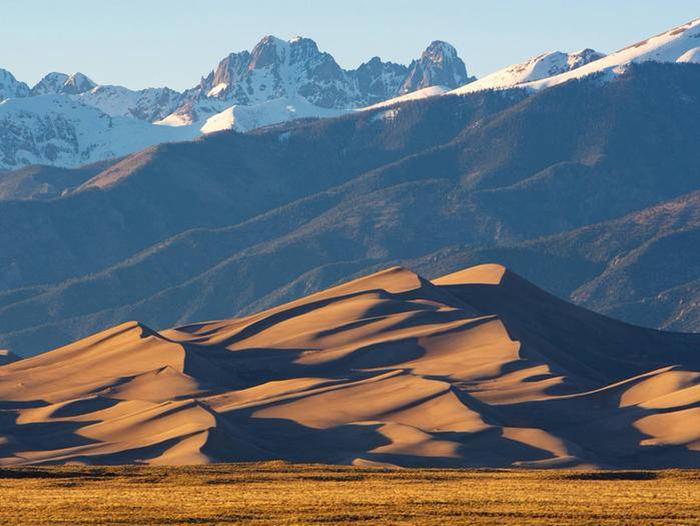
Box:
[0,463,699,525]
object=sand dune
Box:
[1,264,700,467]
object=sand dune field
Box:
[1,264,700,468]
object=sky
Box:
[4,0,698,90]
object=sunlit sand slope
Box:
[1,264,700,467]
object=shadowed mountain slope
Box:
[1,264,700,468]
[405,189,700,332]
[0,159,119,201]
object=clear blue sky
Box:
[4,0,698,90]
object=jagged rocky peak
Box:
[355,56,409,104]
[250,34,346,84]
[195,35,352,108]
[32,71,96,95]
[0,68,30,100]
[164,35,473,128]
[399,40,472,94]
[206,50,250,95]
[248,35,285,69]
[62,72,97,94]
[31,72,69,95]
[250,35,318,67]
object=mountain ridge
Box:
[0,35,471,170]
[452,17,700,95]
[1,18,697,170]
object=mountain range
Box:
[3,18,699,172]
[2,264,700,467]
[0,37,471,170]
[0,18,699,361]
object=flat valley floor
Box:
[1,464,700,525]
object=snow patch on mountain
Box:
[207,83,228,97]
[452,49,605,95]
[677,47,700,63]
[62,73,97,95]
[200,96,349,134]
[363,85,450,111]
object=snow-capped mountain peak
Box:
[194,35,350,109]
[62,72,96,94]
[1,20,698,171]
[0,68,30,101]
[169,35,460,126]
[180,34,470,119]
[399,40,472,94]
[0,32,472,170]
[248,35,292,67]
[248,34,327,68]
[31,72,70,95]
[424,40,460,61]
[31,71,96,96]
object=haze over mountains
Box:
[2,264,700,467]
[0,18,699,362]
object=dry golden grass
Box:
[0,463,699,525]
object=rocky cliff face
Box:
[192,36,358,108]
[354,57,408,105]
[399,41,472,94]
